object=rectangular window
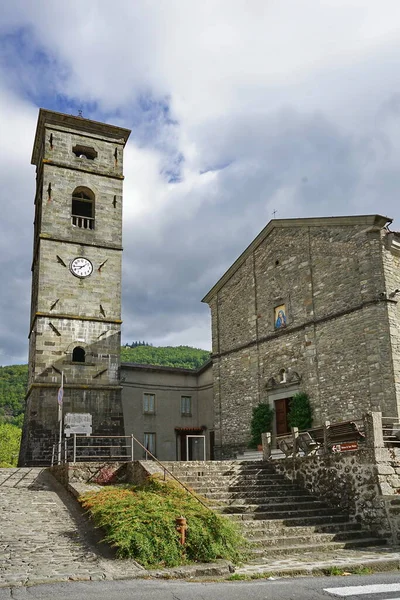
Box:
[144,432,156,457]
[143,393,155,414]
[181,396,192,416]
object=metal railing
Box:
[269,417,366,459]
[53,433,210,510]
[382,416,400,446]
[71,215,94,229]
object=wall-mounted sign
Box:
[332,441,358,453]
[64,413,92,437]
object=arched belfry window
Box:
[72,346,86,363]
[71,187,94,230]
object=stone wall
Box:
[273,446,400,544]
[205,216,399,458]
[274,450,387,533]
[382,233,400,418]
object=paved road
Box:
[0,573,400,600]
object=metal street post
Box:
[57,372,64,464]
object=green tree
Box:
[120,345,211,369]
[0,423,22,467]
[250,403,274,448]
[288,392,313,430]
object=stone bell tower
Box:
[19,109,131,466]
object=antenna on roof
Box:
[272,209,277,218]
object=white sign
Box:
[64,413,92,437]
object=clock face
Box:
[70,257,93,278]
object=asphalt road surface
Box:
[1,572,400,600]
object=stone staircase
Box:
[162,460,386,562]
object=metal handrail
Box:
[64,433,211,510]
[130,434,211,510]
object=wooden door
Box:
[275,398,290,435]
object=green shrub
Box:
[288,392,313,430]
[0,423,21,466]
[250,403,274,448]
[80,477,246,568]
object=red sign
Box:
[332,441,358,452]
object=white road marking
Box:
[324,583,400,596]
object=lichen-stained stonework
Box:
[19,110,131,466]
[203,215,400,459]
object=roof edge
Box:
[202,214,392,304]
[121,358,212,376]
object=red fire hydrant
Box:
[176,516,188,545]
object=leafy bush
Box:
[0,423,22,466]
[80,477,246,568]
[250,403,274,448]
[288,392,313,430]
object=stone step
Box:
[216,499,329,511]
[225,512,351,526]
[219,506,344,520]
[248,529,377,547]
[168,469,278,478]
[240,520,361,536]
[248,538,387,558]
[164,462,276,473]
[185,484,315,498]
[200,490,314,501]
[176,473,287,483]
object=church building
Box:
[203,215,400,459]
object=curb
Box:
[233,557,400,580]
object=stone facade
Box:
[121,361,214,461]
[203,215,400,459]
[19,110,131,466]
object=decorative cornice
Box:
[25,382,122,400]
[29,312,122,337]
[42,159,124,180]
[38,234,123,251]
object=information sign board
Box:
[64,413,92,437]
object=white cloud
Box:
[2,1,400,364]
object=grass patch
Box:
[351,566,373,575]
[324,566,347,576]
[323,565,374,577]
[80,476,247,569]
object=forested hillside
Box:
[0,365,27,427]
[121,344,210,369]
[0,345,210,426]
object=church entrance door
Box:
[275,398,290,435]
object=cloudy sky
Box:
[1,1,400,365]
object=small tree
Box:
[0,423,21,467]
[250,403,274,448]
[288,392,313,431]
